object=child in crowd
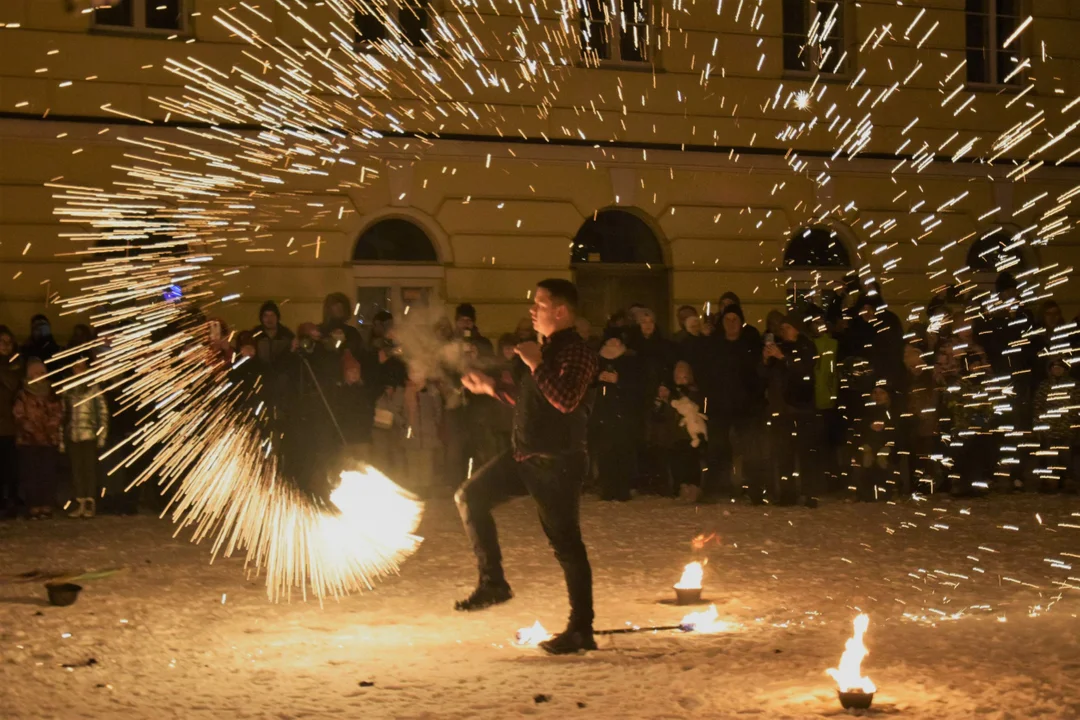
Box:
[13,358,63,519]
[670,361,707,502]
[61,356,109,518]
[1033,357,1080,493]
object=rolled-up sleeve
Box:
[532,342,598,413]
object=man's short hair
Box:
[455,303,477,321]
[537,278,578,312]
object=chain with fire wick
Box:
[515,559,875,710]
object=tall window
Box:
[580,0,650,65]
[93,0,185,32]
[354,0,429,47]
[782,0,848,75]
[966,0,1023,85]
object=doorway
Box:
[571,208,670,332]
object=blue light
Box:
[164,284,183,302]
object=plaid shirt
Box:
[496,328,597,416]
[532,328,598,414]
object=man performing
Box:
[456,279,599,655]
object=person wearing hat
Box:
[761,312,819,506]
[253,301,295,369]
[22,314,60,364]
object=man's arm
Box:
[532,342,598,414]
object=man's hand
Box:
[764,343,784,361]
[461,371,497,397]
[598,370,618,384]
[515,340,542,371]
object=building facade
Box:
[2,0,1079,338]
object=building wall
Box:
[2,0,1080,338]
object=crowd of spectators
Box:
[1,270,1077,520]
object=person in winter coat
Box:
[61,356,109,518]
[13,358,63,519]
[22,315,60,364]
[1033,357,1080,493]
[0,326,23,517]
[253,300,296,369]
[761,314,818,505]
[844,292,906,392]
[591,327,644,501]
[320,292,365,359]
[703,304,766,501]
[633,308,678,492]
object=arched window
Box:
[572,209,663,265]
[352,216,442,324]
[784,226,851,268]
[967,227,1027,273]
[353,218,438,263]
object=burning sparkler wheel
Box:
[836,690,874,710]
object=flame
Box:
[679,604,731,634]
[514,620,552,646]
[675,561,704,589]
[826,614,876,693]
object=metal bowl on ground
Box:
[837,690,874,710]
[674,586,702,605]
[45,583,82,607]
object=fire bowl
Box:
[45,582,82,607]
[837,690,874,710]
[674,586,702,605]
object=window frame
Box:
[781,0,853,79]
[353,0,433,50]
[579,0,654,69]
[964,0,1027,89]
[91,0,190,36]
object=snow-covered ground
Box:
[1,492,1078,719]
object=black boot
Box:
[539,626,597,655]
[454,582,513,612]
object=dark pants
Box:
[455,451,594,630]
[667,441,700,493]
[18,445,58,509]
[68,440,98,498]
[594,421,636,501]
[704,414,764,500]
[0,435,18,514]
[770,411,818,504]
